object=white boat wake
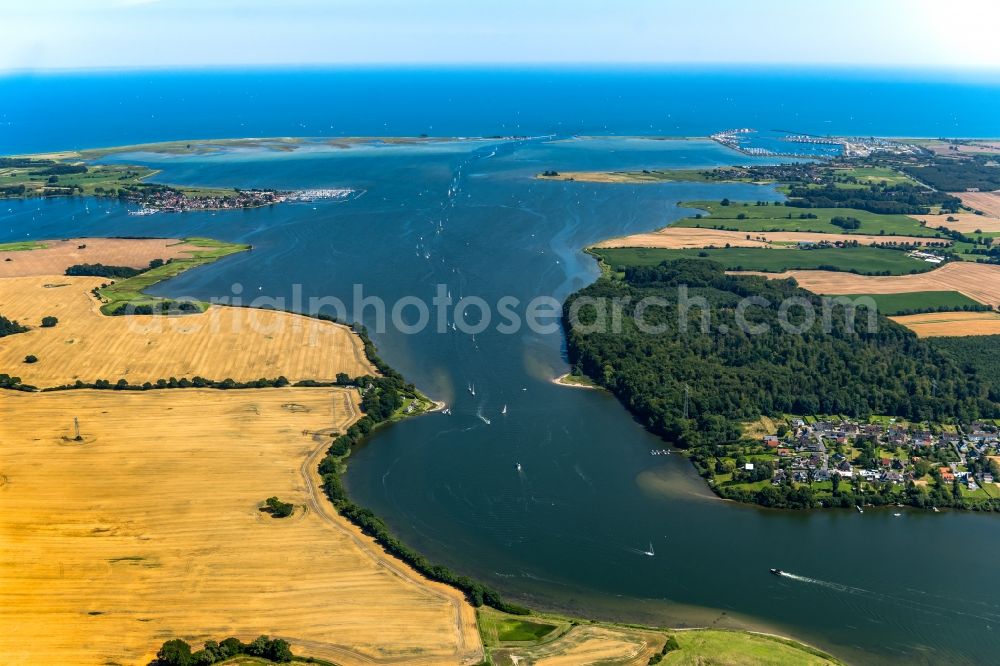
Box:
[776,571,1000,624]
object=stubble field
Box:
[910,213,1000,233]
[0,276,373,387]
[731,262,1000,307]
[0,388,482,666]
[954,191,1000,218]
[888,311,1000,337]
[593,228,937,250]
[0,237,205,277]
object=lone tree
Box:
[155,639,192,666]
[24,355,38,364]
[264,496,294,518]
[41,316,58,328]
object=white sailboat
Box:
[643,542,655,557]
[501,404,507,415]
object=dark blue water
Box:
[3,67,1000,154]
[4,69,1000,665]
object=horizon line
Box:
[4,62,1000,77]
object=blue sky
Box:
[3,0,999,71]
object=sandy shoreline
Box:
[552,373,601,389]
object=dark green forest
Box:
[564,259,998,452]
[900,156,1000,192]
[930,335,1000,402]
[784,182,960,215]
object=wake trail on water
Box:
[779,572,1000,625]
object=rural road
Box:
[292,388,485,665]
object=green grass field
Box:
[673,201,940,238]
[829,291,984,315]
[98,237,250,314]
[0,162,159,196]
[0,240,47,252]
[827,166,920,187]
[665,630,843,665]
[592,246,934,275]
[478,608,566,647]
[635,168,763,183]
[493,618,558,642]
[478,607,842,665]
[0,160,245,200]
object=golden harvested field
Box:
[954,191,1000,218]
[889,311,1000,337]
[0,388,481,666]
[593,228,936,250]
[0,276,373,387]
[918,140,1000,156]
[731,262,1000,307]
[0,237,206,277]
[910,213,1000,233]
[492,625,665,666]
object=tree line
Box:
[784,183,960,215]
[66,259,166,279]
[318,371,531,616]
[317,324,531,615]
[155,635,292,666]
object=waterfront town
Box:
[126,186,357,214]
[698,416,1000,509]
[123,186,287,214]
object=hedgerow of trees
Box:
[155,635,292,665]
[65,263,142,278]
[316,326,530,615]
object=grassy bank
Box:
[0,240,47,252]
[592,245,934,275]
[98,237,250,314]
[673,200,940,237]
[478,607,844,666]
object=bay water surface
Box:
[4,68,1000,665]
